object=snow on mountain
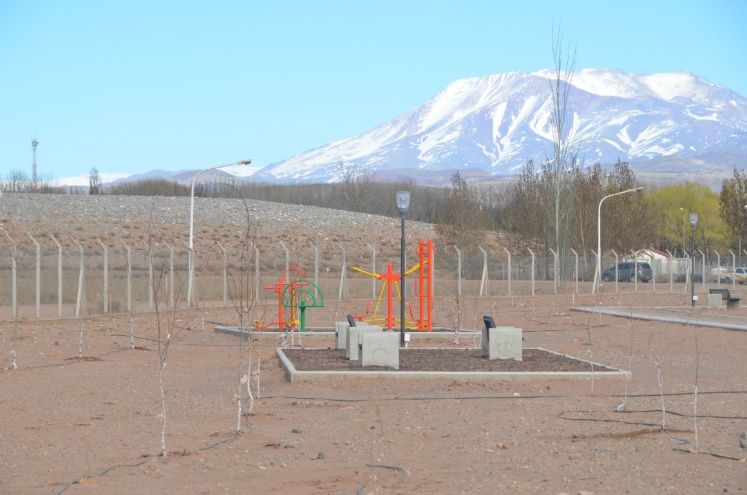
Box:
[253,69,747,183]
[54,172,131,187]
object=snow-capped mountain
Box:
[253,69,747,183]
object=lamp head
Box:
[689,212,699,228]
[396,191,410,214]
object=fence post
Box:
[97,239,109,314]
[166,243,175,308]
[123,241,132,313]
[478,246,488,297]
[311,244,319,287]
[528,248,535,297]
[729,250,736,288]
[453,246,462,297]
[549,248,558,295]
[337,242,348,300]
[51,235,63,317]
[367,243,377,300]
[218,242,228,305]
[698,249,705,293]
[4,232,17,321]
[279,241,289,277]
[26,233,41,318]
[502,246,511,297]
[570,248,578,295]
[148,247,154,311]
[71,238,85,317]
[714,249,721,288]
[253,244,260,303]
[665,249,674,293]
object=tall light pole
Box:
[594,187,644,295]
[679,207,687,257]
[396,191,410,347]
[188,159,252,306]
[690,212,698,307]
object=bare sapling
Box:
[693,325,700,451]
[224,188,259,432]
[129,317,134,349]
[147,197,182,458]
[584,310,595,395]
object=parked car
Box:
[730,267,747,284]
[710,266,730,282]
[602,261,653,282]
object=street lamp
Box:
[679,207,687,257]
[188,159,252,306]
[689,212,698,307]
[594,187,643,295]
[396,190,410,347]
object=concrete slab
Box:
[707,293,723,308]
[346,325,383,360]
[276,347,630,384]
[572,306,747,332]
[482,326,522,361]
[335,321,350,350]
[360,332,399,369]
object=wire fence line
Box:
[0,238,742,320]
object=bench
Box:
[708,288,741,309]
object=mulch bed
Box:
[282,348,618,372]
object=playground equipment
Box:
[257,264,324,331]
[351,239,433,331]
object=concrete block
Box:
[335,321,350,350]
[360,331,400,369]
[707,293,723,308]
[346,325,382,360]
[482,326,522,361]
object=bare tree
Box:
[547,28,578,278]
[89,168,102,195]
[147,197,182,458]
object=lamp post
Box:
[594,187,643,295]
[679,207,687,257]
[689,212,698,307]
[396,191,410,347]
[188,159,252,306]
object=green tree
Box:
[719,167,747,255]
[649,182,729,253]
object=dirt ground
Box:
[2,294,746,495]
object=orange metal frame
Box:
[350,239,433,331]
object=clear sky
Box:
[1,0,745,180]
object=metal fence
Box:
[1,237,745,321]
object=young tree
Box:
[434,170,483,249]
[546,29,578,276]
[89,168,102,195]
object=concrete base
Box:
[346,325,382,360]
[275,347,631,383]
[360,331,400,369]
[482,326,522,361]
[335,321,350,350]
[707,293,724,308]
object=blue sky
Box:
[1,0,745,180]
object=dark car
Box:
[602,261,653,282]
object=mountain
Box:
[252,69,747,184]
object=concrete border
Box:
[572,306,747,332]
[215,325,480,339]
[275,347,630,384]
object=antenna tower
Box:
[31,138,39,184]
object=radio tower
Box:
[31,138,39,184]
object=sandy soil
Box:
[1,298,746,495]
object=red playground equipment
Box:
[256,264,324,331]
[351,239,433,331]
